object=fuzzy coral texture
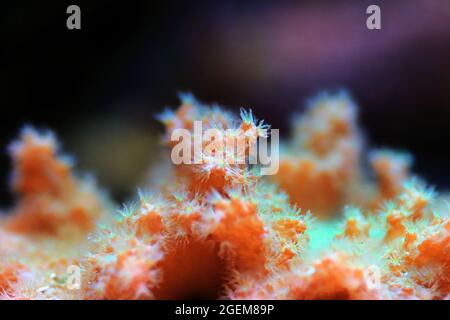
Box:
[1,91,449,300]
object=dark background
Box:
[1,0,449,206]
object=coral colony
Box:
[1,91,449,300]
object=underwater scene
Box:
[1,1,450,301]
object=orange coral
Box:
[288,255,378,300]
[210,197,267,274]
[159,94,266,196]
[0,263,23,296]
[370,150,412,208]
[4,127,106,236]
[1,92,449,300]
[413,230,450,297]
[273,92,362,217]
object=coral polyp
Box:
[0,91,449,300]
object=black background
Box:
[1,0,449,206]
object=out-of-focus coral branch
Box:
[4,127,107,236]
